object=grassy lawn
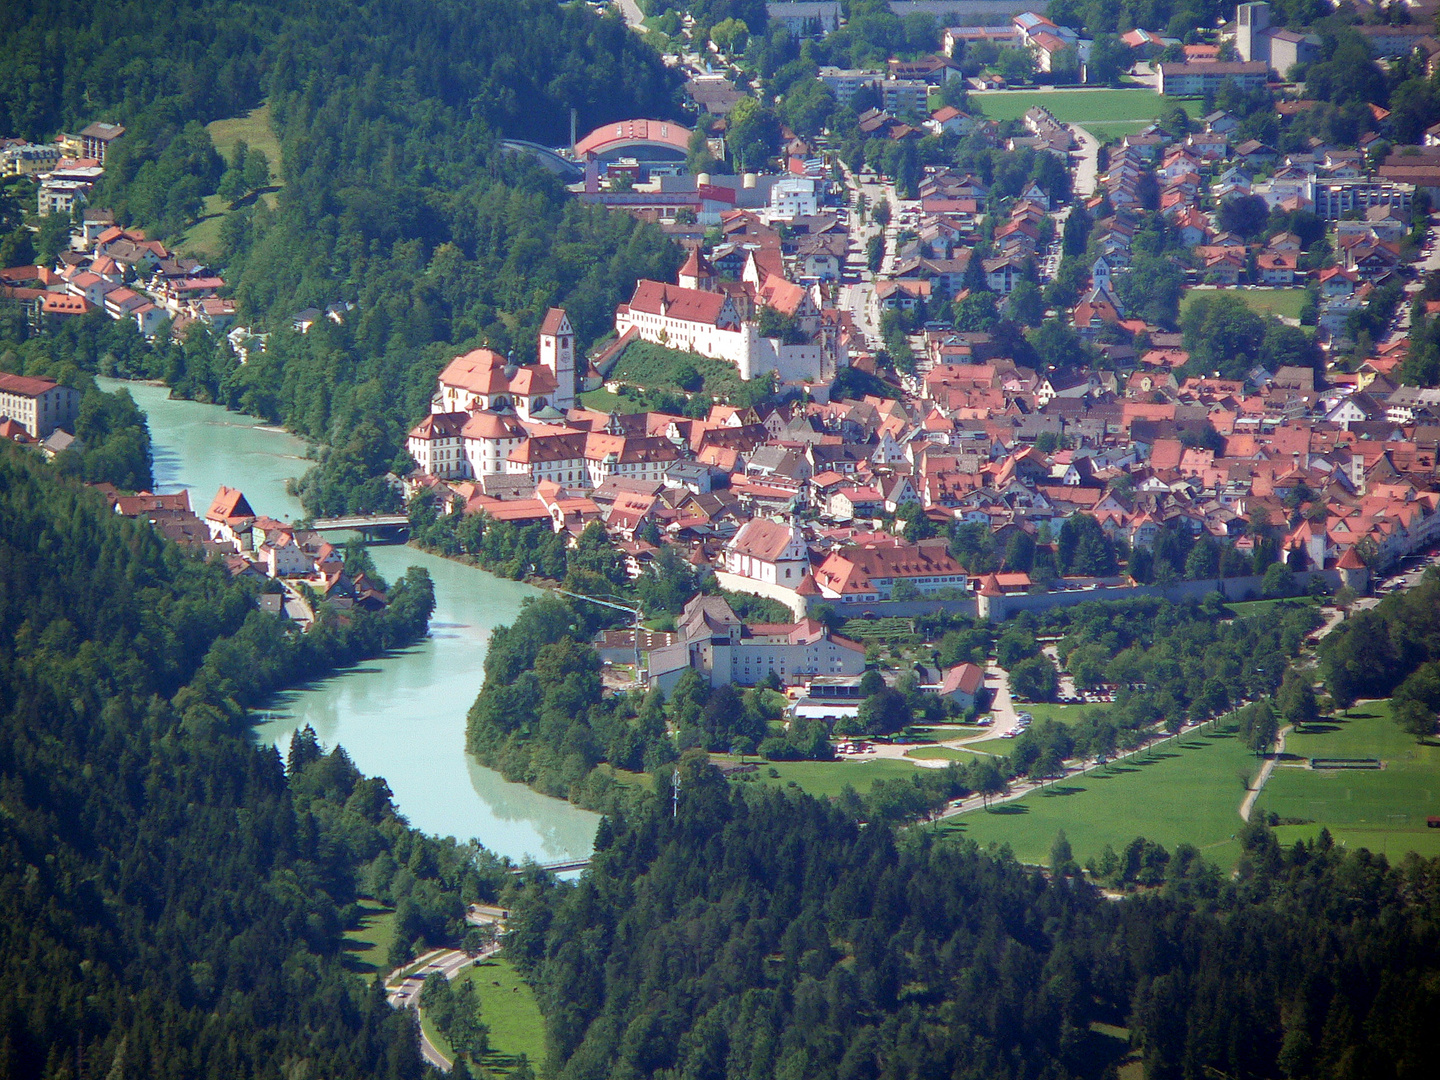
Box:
[1181,287,1310,322]
[609,339,743,398]
[731,757,926,798]
[207,102,283,182]
[1226,596,1319,617]
[462,957,548,1076]
[907,745,985,761]
[940,727,1264,870]
[598,763,656,791]
[579,388,644,413]
[1257,700,1440,860]
[180,193,228,258]
[419,957,547,1075]
[1083,120,1158,143]
[341,898,397,976]
[181,102,284,256]
[1015,703,1093,726]
[971,89,1187,126]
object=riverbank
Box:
[109,379,600,864]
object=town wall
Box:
[976,569,1345,620]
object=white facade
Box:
[769,177,820,220]
[0,374,80,438]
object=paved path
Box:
[614,0,646,31]
[1240,725,1291,822]
[1068,124,1100,198]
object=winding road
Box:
[387,947,487,1071]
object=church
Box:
[406,308,578,478]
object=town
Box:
[6,3,1440,718]
[4,5,1440,1080]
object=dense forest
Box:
[509,756,1440,1080]
[0,445,508,1078]
[0,0,687,514]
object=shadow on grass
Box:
[1040,784,1086,797]
[481,1052,531,1076]
[1301,722,1346,735]
[341,948,381,976]
[988,803,1030,815]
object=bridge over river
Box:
[309,514,410,541]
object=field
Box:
[1257,700,1440,860]
[418,957,548,1075]
[941,727,1264,870]
[1180,287,1310,322]
[970,89,1189,127]
[465,957,548,1075]
[738,757,926,798]
[341,898,398,976]
[180,102,283,257]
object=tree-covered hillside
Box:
[510,755,1440,1080]
[0,445,505,1078]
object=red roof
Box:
[574,118,692,158]
[626,279,734,325]
[0,372,59,397]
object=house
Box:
[813,541,969,602]
[205,486,256,549]
[0,372,81,439]
[929,662,985,711]
[78,122,124,164]
[1256,251,1298,285]
[725,518,810,587]
[645,594,866,693]
[928,106,976,137]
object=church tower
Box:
[678,248,716,291]
[538,307,576,409]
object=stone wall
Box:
[977,569,1344,621]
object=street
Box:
[387,938,503,1073]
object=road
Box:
[1068,124,1100,198]
[387,942,502,1072]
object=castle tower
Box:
[678,247,716,291]
[538,307,576,410]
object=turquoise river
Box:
[100,378,599,863]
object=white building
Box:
[725,518,810,586]
[769,177,820,220]
[646,594,866,694]
[0,373,80,439]
[406,412,468,478]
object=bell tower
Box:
[538,307,576,410]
